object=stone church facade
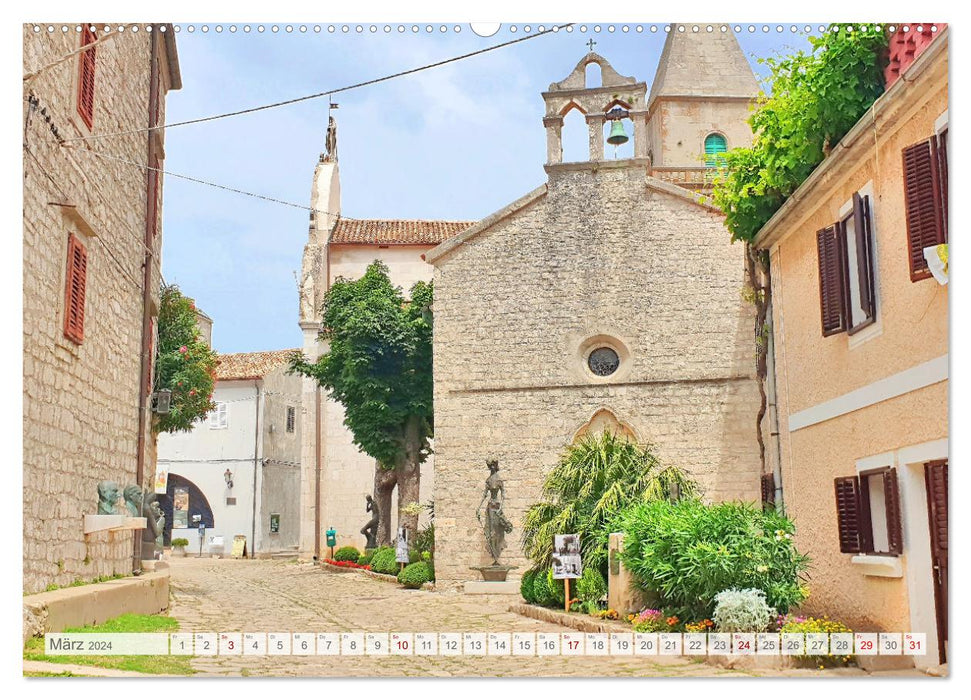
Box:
[427,29,764,586]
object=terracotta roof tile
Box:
[215,349,299,381]
[330,218,474,246]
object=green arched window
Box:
[704,133,727,167]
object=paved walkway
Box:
[167,557,879,678]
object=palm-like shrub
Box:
[520,430,697,574]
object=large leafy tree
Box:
[521,431,697,575]
[154,284,218,434]
[289,261,433,545]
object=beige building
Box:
[22,25,180,593]
[753,29,948,667]
[297,130,470,556]
[427,31,763,587]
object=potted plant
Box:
[171,538,189,557]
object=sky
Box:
[159,23,814,354]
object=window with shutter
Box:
[840,193,877,334]
[817,225,847,336]
[209,402,228,429]
[286,406,296,433]
[63,232,88,344]
[937,128,948,240]
[903,136,946,281]
[834,476,863,553]
[77,26,97,129]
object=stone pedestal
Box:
[607,532,645,615]
[464,580,521,595]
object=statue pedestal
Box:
[470,565,516,582]
[464,580,520,595]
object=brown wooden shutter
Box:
[834,476,863,553]
[884,468,903,555]
[937,129,948,240]
[760,473,776,508]
[77,26,97,129]
[903,137,945,281]
[853,192,876,322]
[925,460,948,556]
[63,233,88,344]
[817,225,847,335]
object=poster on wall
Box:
[154,467,168,495]
[552,534,582,579]
[172,487,189,529]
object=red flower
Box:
[179,346,188,354]
[189,389,197,396]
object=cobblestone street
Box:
[168,558,871,678]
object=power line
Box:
[78,148,345,219]
[61,23,572,145]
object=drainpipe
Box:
[251,379,263,558]
[765,284,785,507]
[134,28,161,574]
[314,386,322,561]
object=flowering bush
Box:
[610,499,809,620]
[684,619,715,633]
[323,559,371,570]
[777,614,855,668]
[712,588,775,633]
[627,609,678,633]
[154,285,218,434]
[592,609,619,621]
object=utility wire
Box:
[61,23,572,145]
[79,148,346,219]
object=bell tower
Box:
[542,51,648,167]
[645,25,760,169]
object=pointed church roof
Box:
[648,25,760,107]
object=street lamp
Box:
[224,469,234,489]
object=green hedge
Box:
[397,562,433,589]
[333,546,360,562]
[520,570,538,604]
[369,547,399,575]
[576,566,606,603]
[612,499,809,620]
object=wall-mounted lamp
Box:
[224,469,234,489]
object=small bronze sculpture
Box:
[360,494,379,550]
[122,485,143,517]
[476,459,513,565]
[150,501,165,549]
[97,481,120,515]
[136,489,162,559]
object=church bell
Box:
[606,119,629,146]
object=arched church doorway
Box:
[157,473,215,546]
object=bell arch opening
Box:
[561,106,588,163]
[585,61,602,88]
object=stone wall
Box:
[22,26,176,593]
[259,366,303,551]
[431,162,761,585]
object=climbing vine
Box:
[712,25,889,477]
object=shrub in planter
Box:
[171,538,189,548]
[370,547,399,575]
[520,569,538,604]
[547,570,566,607]
[576,567,606,603]
[357,550,375,566]
[712,588,775,633]
[333,546,361,563]
[777,614,855,667]
[531,569,557,607]
[611,499,809,620]
[397,561,433,589]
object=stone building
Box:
[426,30,763,586]
[22,25,180,593]
[752,27,948,668]
[158,348,303,558]
[296,125,471,556]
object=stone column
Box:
[543,116,563,165]
[586,113,604,161]
[629,110,649,160]
[607,532,646,615]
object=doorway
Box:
[924,459,948,664]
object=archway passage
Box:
[157,473,215,546]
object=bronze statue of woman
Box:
[476,459,513,565]
[360,494,379,550]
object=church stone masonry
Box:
[426,28,763,587]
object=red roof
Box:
[330,218,474,246]
[216,349,299,380]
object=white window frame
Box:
[208,401,229,430]
[850,451,902,577]
[839,181,883,349]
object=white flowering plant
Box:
[712,588,776,633]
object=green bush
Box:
[576,567,607,603]
[548,570,566,607]
[170,538,189,548]
[357,550,375,566]
[397,562,433,589]
[712,588,774,632]
[333,546,361,562]
[369,547,399,575]
[520,570,537,604]
[413,523,434,555]
[531,569,557,607]
[521,431,698,574]
[612,499,809,621]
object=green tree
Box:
[153,285,218,434]
[289,261,433,545]
[520,430,697,575]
